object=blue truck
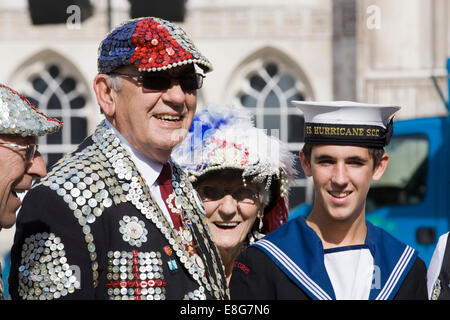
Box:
[290,58,450,266]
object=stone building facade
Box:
[0,1,448,290]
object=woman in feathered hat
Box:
[173,105,296,284]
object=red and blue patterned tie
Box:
[157,163,181,230]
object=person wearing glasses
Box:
[172,105,296,285]
[9,17,228,300]
[0,83,61,300]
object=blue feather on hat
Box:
[185,104,254,153]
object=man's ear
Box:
[93,74,116,117]
[372,153,389,181]
[299,150,313,177]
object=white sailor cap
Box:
[292,101,400,147]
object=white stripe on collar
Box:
[256,239,332,300]
[256,238,415,300]
[375,245,415,300]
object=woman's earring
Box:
[247,232,255,245]
[258,216,263,233]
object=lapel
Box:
[254,217,335,300]
[254,216,417,300]
[365,222,417,300]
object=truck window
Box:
[366,134,428,212]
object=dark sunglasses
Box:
[0,142,38,163]
[198,185,260,205]
[109,72,204,91]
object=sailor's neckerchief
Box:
[254,216,417,300]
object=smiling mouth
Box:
[10,188,28,209]
[12,189,27,199]
[213,222,241,230]
[328,191,352,199]
[154,114,182,122]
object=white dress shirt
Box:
[324,246,374,300]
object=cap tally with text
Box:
[292,101,400,147]
[98,16,212,74]
[0,83,62,137]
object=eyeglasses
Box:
[0,142,38,163]
[109,72,205,91]
[198,185,260,205]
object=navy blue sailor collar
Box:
[253,216,417,300]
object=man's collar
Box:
[253,217,417,300]
[104,119,164,185]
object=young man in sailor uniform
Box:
[9,17,228,300]
[230,101,427,300]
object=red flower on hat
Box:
[130,17,195,71]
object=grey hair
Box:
[107,74,123,92]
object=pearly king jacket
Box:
[9,121,228,300]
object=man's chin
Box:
[167,128,189,146]
[0,214,17,229]
[326,206,362,223]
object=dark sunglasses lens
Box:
[200,186,224,201]
[180,74,202,91]
[141,74,202,91]
[232,188,257,204]
[26,145,37,162]
[141,76,172,91]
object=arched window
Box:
[10,51,92,170]
[25,64,88,168]
[238,60,307,143]
[228,50,314,209]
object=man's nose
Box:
[26,152,47,178]
[161,81,186,106]
[331,163,349,186]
